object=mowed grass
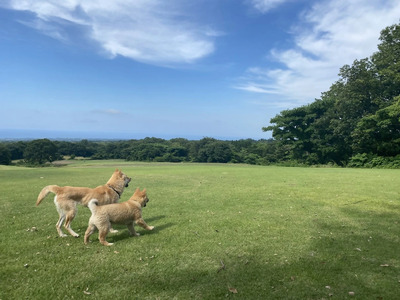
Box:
[1,161,399,299]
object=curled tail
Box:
[36,185,60,206]
[88,199,99,214]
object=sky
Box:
[1,0,399,140]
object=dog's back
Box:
[89,200,140,225]
[36,185,97,205]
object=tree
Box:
[352,97,400,156]
[263,99,332,163]
[126,142,168,161]
[372,23,400,103]
[0,144,11,165]
[197,141,233,163]
[24,139,59,164]
[264,22,400,165]
[74,139,96,157]
[8,141,26,160]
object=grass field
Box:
[1,160,399,299]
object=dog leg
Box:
[56,215,67,237]
[54,197,67,237]
[109,227,119,233]
[127,223,140,236]
[98,222,113,246]
[99,229,113,246]
[135,218,154,231]
[64,208,79,238]
[84,223,97,244]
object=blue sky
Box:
[1,0,399,140]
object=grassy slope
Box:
[0,161,399,299]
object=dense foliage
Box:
[0,137,279,166]
[263,22,400,167]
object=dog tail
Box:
[88,199,99,214]
[36,185,60,206]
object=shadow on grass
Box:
[48,207,399,299]
[99,206,400,299]
[109,223,175,243]
[85,215,175,244]
[145,215,167,223]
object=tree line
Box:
[0,137,281,166]
[263,22,400,167]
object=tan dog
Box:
[84,188,154,246]
[36,169,131,238]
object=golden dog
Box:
[36,169,131,237]
[84,188,154,246]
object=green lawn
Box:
[1,161,399,299]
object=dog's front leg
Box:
[127,223,140,236]
[109,227,119,233]
[135,218,154,231]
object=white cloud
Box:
[248,0,290,13]
[92,109,121,115]
[239,0,400,105]
[4,0,215,65]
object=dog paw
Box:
[109,229,119,233]
[148,226,155,230]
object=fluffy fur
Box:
[36,169,131,237]
[84,188,154,246]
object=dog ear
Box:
[142,188,147,193]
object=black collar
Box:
[108,184,121,199]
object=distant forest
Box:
[1,22,399,168]
[0,137,280,166]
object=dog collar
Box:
[108,184,121,199]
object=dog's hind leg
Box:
[54,197,67,237]
[127,222,140,236]
[84,223,97,244]
[64,206,79,238]
[98,223,113,246]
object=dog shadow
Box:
[106,215,175,243]
[145,215,167,223]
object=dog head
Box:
[132,188,150,207]
[115,169,131,188]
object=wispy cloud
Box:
[92,109,121,115]
[240,0,400,104]
[3,0,216,65]
[247,0,291,13]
